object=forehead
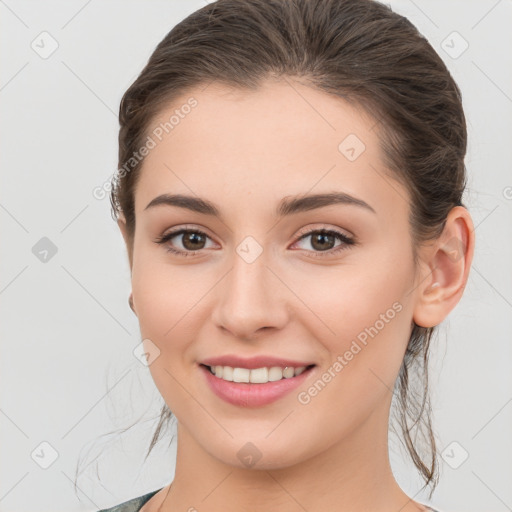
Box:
[134,79,407,220]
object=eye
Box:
[153,227,216,257]
[291,227,356,258]
[154,225,356,258]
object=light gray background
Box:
[1,1,511,511]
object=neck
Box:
[157,399,424,512]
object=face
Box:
[123,79,421,470]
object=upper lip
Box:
[201,355,315,370]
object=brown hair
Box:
[106,0,467,497]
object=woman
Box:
[98,0,474,510]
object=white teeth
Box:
[208,365,309,383]
[233,367,250,383]
[222,366,234,381]
[249,367,268,383]
[283,366,295,378]
[268,366,283,381]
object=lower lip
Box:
[200,364,315,407]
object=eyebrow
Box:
[144,191,376,218]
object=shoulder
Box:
[415,502,444,512]
[97,488,163,512]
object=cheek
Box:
[131,257,204,413]
[292,255,413,347]
[130,248,190,349]
[130,248,217,369]
[289,253,415,407]
[293,272,412,434]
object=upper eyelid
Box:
[295,224,354,239]
[160,225,216,243]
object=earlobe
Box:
[117,213,134,271]
[413,206,475,328]
[128,292,137,315]
[117,213,128,243]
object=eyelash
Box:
[153,226,356,259]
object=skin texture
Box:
[118,78,474,512]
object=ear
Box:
[117,212,133,272]
[413,206,475,328]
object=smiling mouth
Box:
[201,363,316,384]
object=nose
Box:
[211,248,289,341]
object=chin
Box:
[204,436,312,471]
